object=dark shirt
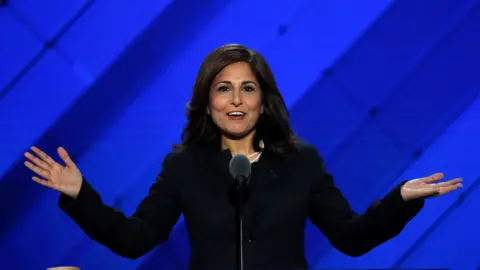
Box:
[58,142,424,269]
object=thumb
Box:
[57,147,76,168]
[422,172,445,183]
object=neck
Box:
[221,131,256,156]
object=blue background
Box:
[1,0,479,269]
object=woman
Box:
[24,44,462,269]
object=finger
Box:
[422,182,463,198]
[57,147,76,168]
[419,187,441,198]
[24,151,51,171]
[24,161,51,179]
[422,173,445,183]
[31,176,54,189]
[31,146,56,165]
[431,177,463,188]
[438,182,463,195]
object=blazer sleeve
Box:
[58,152,182,259]
[305,146,424,257]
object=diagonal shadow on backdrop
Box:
[0,0,232,240]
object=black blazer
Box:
[59,142,424,269]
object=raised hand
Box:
[401,173,463,201]
[24,146,83,199]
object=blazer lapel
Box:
[201,146,233,182]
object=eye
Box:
[243,86,254,92]
[218,86,229,92]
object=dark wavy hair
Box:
[177,44,298,154]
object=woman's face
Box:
[209,62,263,139]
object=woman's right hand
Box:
[24,146,83,199]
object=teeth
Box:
[228,112,245,116]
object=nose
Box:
[231,89,242,106]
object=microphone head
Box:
[229,154,251,184]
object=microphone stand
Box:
[234,176,248,270]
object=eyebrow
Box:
[214,80,258,86]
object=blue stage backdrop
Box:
[1,0,479,269]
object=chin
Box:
[223,129,251,140]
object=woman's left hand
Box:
[401,173,463,201]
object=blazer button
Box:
[248,238,256,244]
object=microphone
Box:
[229,154,251,187]
[228,154,251,208]
[228,154,251,270]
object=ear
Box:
[260,105,264,114]
[207,107,211,115]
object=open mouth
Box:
[227,111,246,120]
